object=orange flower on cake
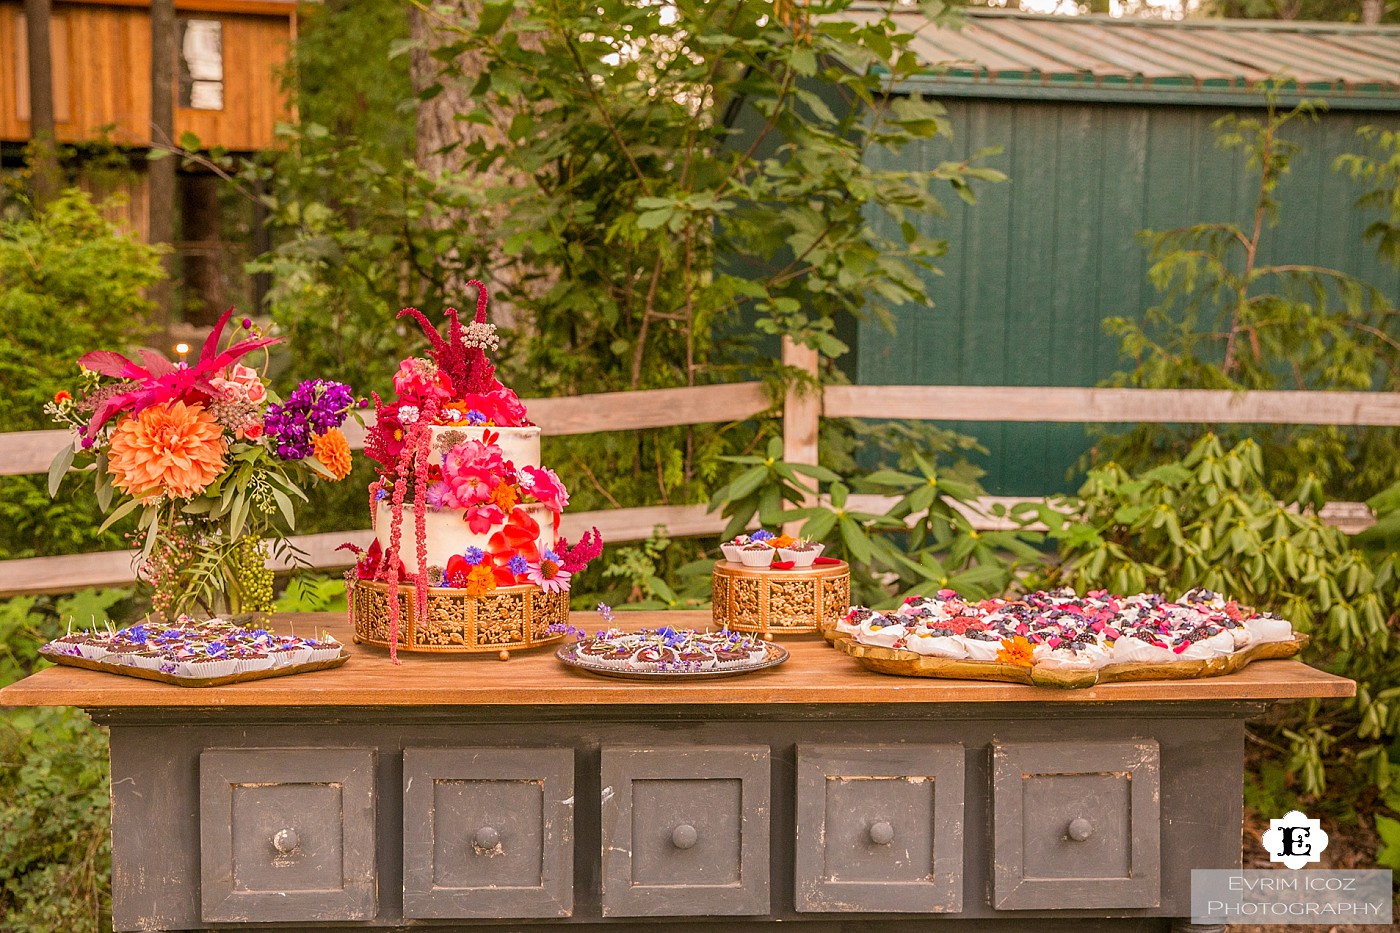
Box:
[312,427,353,480]
[107,401,227,499]
[995,635,1035,667]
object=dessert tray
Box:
[38,650,349,687]
[835,633,1307,689]
[827,587,1309,689]
[556,628,789,681]
[40,617,348,688]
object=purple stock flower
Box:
[265,379,354,461]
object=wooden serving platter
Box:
[38,650,350,688]
[834,635,1309,689]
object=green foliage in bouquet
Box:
[1098,89,1400,502]
[1032,435,1400,809]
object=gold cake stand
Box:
[350,579,568,659]
[711,559,851,639]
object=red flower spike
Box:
[76,306,278,440]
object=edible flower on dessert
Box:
[995,636,1035,667]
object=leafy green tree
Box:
[1096,93,1400,501]
[1035,435,1400,845]
[0,189,165,559]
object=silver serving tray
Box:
[555,641,789,681]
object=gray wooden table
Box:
[0,611,1354,932]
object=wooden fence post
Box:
[781,336,820,536]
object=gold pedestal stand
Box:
[711,559,850,639]
[351,579,568,659]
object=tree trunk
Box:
[407,1,548,323]
[180,173,224,326]
[1362,0,1383,24]
[149,0,177,336]
[23,0,60,207]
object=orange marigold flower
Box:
[107,401,226,499]
[312,428,353,480]
[464,564,497,597]
[995,636,1035,668]
[491,481,519,512]
[53,390,72,404]
[769,534,794,549]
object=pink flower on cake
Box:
[393,357,452,403]
[464,503,505,533]
[520,465,569,511]
[456,388,529,427]
[526,549,572,593]
[425,481,452,510]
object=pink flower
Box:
[520,465,569,511]
[237,422,264,441]
[526,553,572,593]
[425,481,452,510]
[457,388,529,427]
[393,357,452,403]
[209,363,267,404]
[464,504,505,534]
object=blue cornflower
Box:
[509,555,529,574]
[463,547,485,566]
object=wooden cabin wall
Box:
[1,0,292,151]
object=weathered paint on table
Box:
[0,611,1355,932]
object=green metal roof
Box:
[842,8,1400,109]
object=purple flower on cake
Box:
[750,529,774,543]
[466,409,486,425]
[509,555,528,575]
[425,481,452,510]
[462,547,485,566]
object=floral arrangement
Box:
[48,309,358,618]
[343,281,601,657]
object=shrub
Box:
[1033,435,1400,833]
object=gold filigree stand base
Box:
[711,560,850,638]
[350,579,568,658]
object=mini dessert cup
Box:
[186,657,237,678]
[305,639,343,663]
[777,542,824,567]
[720,543,746,563]
[738,544,776,567]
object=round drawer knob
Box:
[473,827,501,851]
[271,828,300,855]
[671,823,699,850]
[1067,818,1094,842]
[868,821,895,846]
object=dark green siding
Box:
[858,99,1400,495]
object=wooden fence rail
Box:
[0,363,1392,596]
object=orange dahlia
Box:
[107,401,227,499]
[312,428,353,480]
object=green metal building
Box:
[847,9,1400,494]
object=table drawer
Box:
[199,747,376,923]
[991,739,1160,910]
[600,745,770,917]
[794,743,964,913]
[402,747,573,918]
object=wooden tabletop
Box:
[0,611,1356,709]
